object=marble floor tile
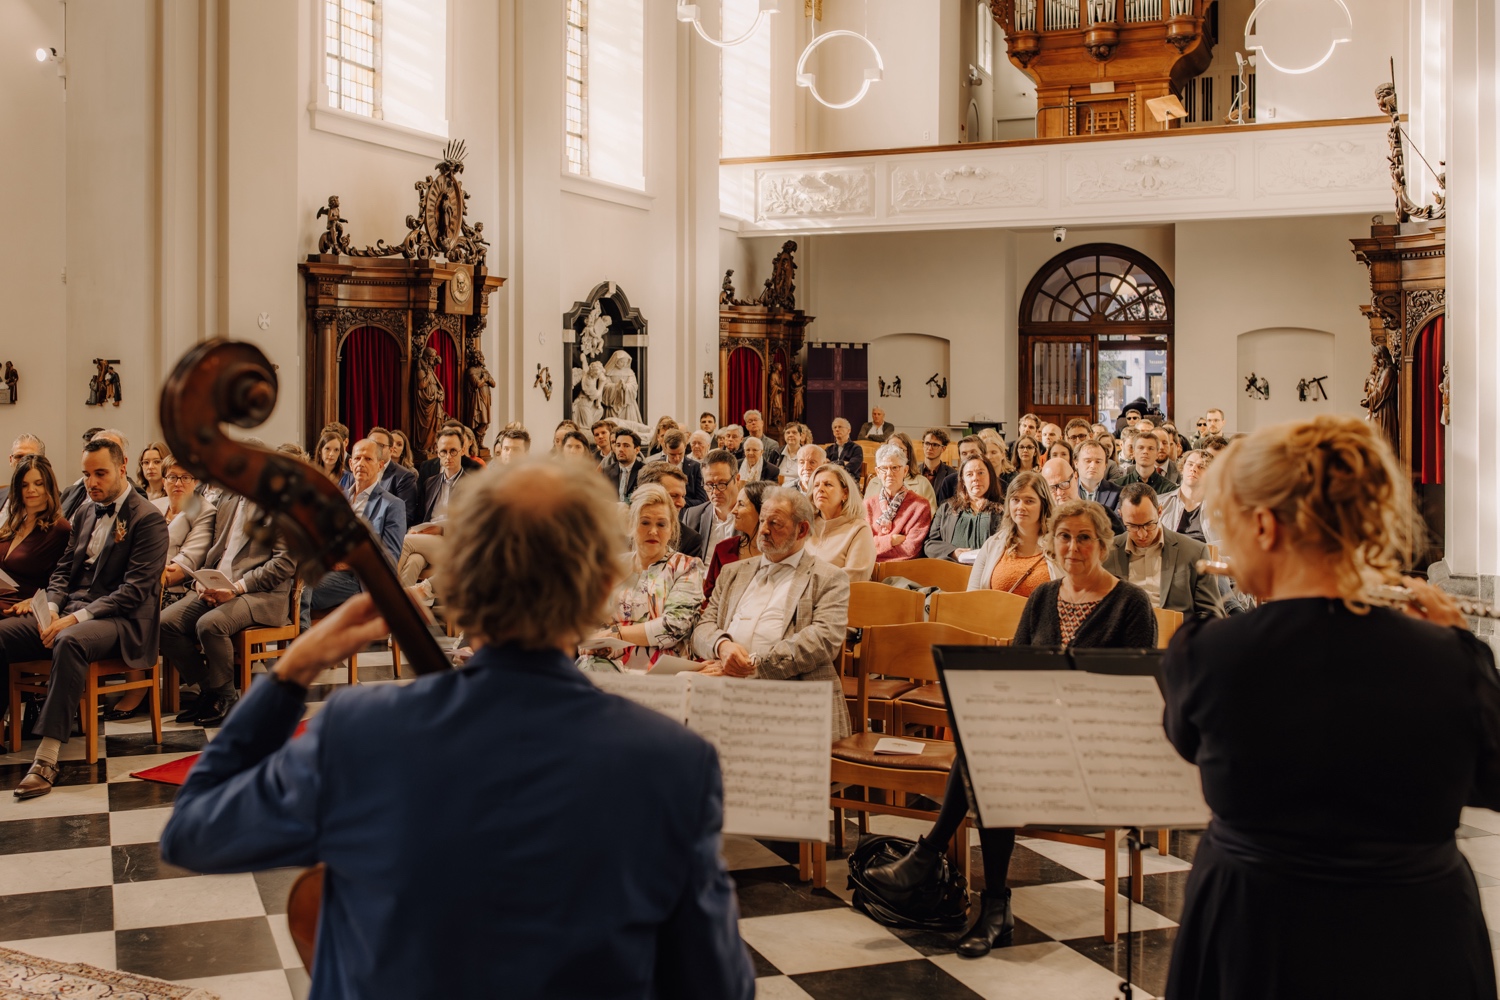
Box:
[112,872,266,930]
[106,780,179,813]
[1010,880,1178,942]
[175,969,296,1000]
[109,806,174,845]
[1463,809,1500,835]
[792,957,985,999]
[265,914,305,970]
[733,866,847,919]
[931,940,1157,1000]
[103,730,207,760]
[0,813,111,856]
[725,834,792,871]
[0,886,115,941]
[112,843,197,884]
[253,868,306,916]
[0,930,117,969]
[284,966,310,1000]
[1478,884,1500,931]
[114,916,282,981]
[739,908,922,976]
[755,975,817,999]
[1006,843,1095,889]
[1066,926,1178,997]
[0,846,113,895]
[0,781,110,821]
[1017,837,1192,881]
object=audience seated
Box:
[496,428,531,464]
[789,444,827,493]
[0,438,168,795]
[680,449,741,562]
[861,435,937,511]
[636,464,701,557]
[1153,427,1182,486]
[1093,432,1123,484]
[864,443,933,563]
[60,429,134,519]
[1192,407,1226,448]
[703,481,772,602]
[1200,434,1230,456]
[644,416,679,457]
[699,411,718,435]
[1046,442,1074,465]
[781,421,805,461]
[691,487,851,738]
[1074,441,1125,527]
[826,418,864,481]
[1016,413,1041,441]
[1063,419,1093,453]
[413,418,481,490]
[977,430,1012,485]
[577,484,705,672]
[1156,449,1213,543]
[389,431,417,472]
[935,435,985,504]
[739,437,780,484]
[0,455,70,613]
[367,426,421,529]
[600,428,645,502]
[644,429,707,506]
[1038,423,1063,451]
[155,457,218,596]
[741,409,781,464]
[0,434,46,520]
[559,429,594,459]
[590,419,616,460]
[1010,434,1041,474]
[688,429,712,462]
[551,420,579,452]
[1112,428,1173,493]
[926,455,1005,562]
[161,483,295,727]
[717,424,746,460]
[917,428,952,487]
[857,406,893,443]
[137,442,170,501]
[1103,483,1223,619]
[805,464,876,583]
[967,471,1056,594]
[397,429,467,587]
[300,438,406,629]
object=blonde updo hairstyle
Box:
[626,483,681,552]
[1204,415,1416,612]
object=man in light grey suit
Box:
[160,490,296,727]
[1103,482,1223,621]
[691,487,852,739]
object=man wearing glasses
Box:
[917,428,952,486]
[680,449,742,561]
[1063,419,1092,452]
[1102,483,1222,620]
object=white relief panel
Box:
[1063,149,1235,203]
[889,158,1046,213]
[1254,139,1388,196]
[756,168,876,221]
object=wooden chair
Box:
[309,604,362,686]
[1014,824,1144,941]
[842,582,926,731]
[873,558,971,593]
[855,440,882,489]
[813,623,997,888]
[234,581,306,693]
[9,658,162,764]
[928,589,1028,642]
[1154,607,1184,648]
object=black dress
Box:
[1163,599,1500,999]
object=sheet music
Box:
[944,670,1208,829]
[0,567,16,594]
[589,673,832,842]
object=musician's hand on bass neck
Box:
[274,593,391,688]
[1398,576,1470,631]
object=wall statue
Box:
[572,361,606,427]
[1360,346,1399,449]
[414,346,447,456]
[2,362,17,404]
[768,356,787,430]
[602,350,642,424]
[466,348,496,446]
[790,364,805,422]
[86,358,122,407]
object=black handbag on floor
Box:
[846,834,969,931]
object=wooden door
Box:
[1020,334,1095,431]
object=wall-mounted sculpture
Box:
[86,358,122,407]
[563,283,648,430]
[533,364,553,402]
[2,361,17,404]
[1243,372,1269,400]
[1295,376,1329,402]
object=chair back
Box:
[848,581,925,629]
[874,558,971,593]
[929,589,1029,642]
[289,578,306,627]
[859,622,994,687]
[1154,607,1184,648]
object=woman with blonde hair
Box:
[966,471,1056,594]
[1161,415,1500,999]
[576,484,705,673]
[805,463,876,582]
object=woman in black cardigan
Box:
[864,499,1156,957]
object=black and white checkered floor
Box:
[6,659,1500,1000]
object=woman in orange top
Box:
[965,471,1057,596]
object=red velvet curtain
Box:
[1414,315,1445,485]
[727,348,763,428]
[339,327,402,439]
[428,329,459,418]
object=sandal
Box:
[15,761,60,800]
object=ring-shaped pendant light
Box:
[796,29,884,110]
[1244,0,1352,75]
[677,1,779,49]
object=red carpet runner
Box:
[129,721,308,786]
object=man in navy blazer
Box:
[1,439,168,796]
[300,438,406,628]
[161,457,754,1000]
[368,426,421,530]
[644,428,708,507]
[827,418,864,482]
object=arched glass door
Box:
[1019,244,1174,429]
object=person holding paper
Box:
[865,497,1154,959]
[159,457,755,1000]
[1161,416,1500,1000]
[691,487,852,739]
[159,485,294,727]
[805,464,876,584]
[0,438,168,797]
[924,456,1004,563]
[0,433,46,521]
[0,455,70,613]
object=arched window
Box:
[1019,244,1174,429]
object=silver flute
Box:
[1194,559,1500,621]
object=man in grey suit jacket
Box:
[690,487,852,739]
[1103,483,1223,620]
[160,490,296,727]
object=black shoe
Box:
[863,837,943,901]
[956,890,1014,958]
[173,699,205,724]
[104,705,143,722]
[195,694,239,729]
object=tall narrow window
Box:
[721,0,773,158]
[565,0,588,175]
[326,0,381,119]
[976,1,993,75]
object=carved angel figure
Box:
[414,347,447,456]
[316,196,352,255]
[572,361,607,427]
[602,350,642,425]
[580,302,611,360]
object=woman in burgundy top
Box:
[0,455,70,613]
[702,481,772,604]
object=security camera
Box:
[1053,227,1067,243]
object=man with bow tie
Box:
[0,438,168,799]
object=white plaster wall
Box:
[0,0,67,457]
[867,333,952,434]
[1251,0,1407,122]
[1234,328,1338,433]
